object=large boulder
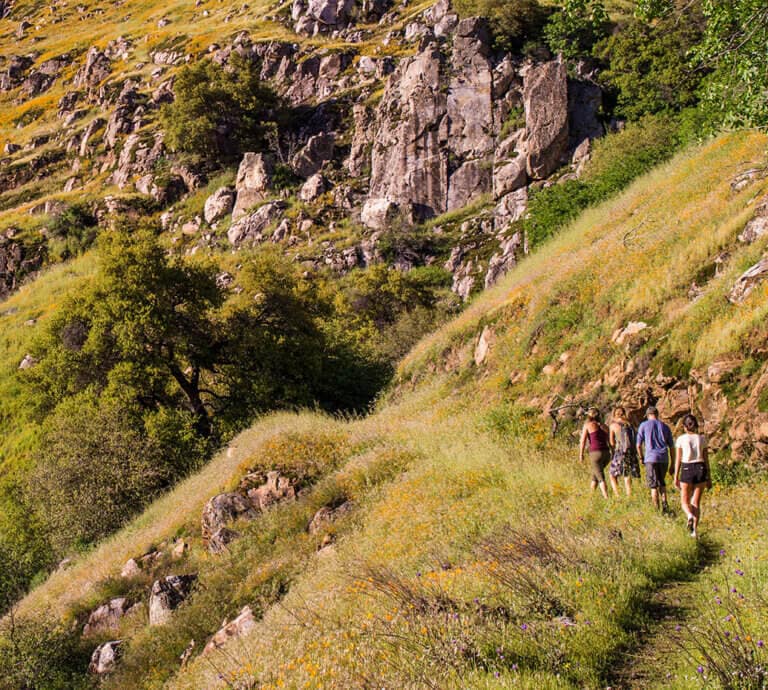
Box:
[299,173,327,202]
[291,133,334,178]
[203,606,257,655]
[227,201,287,247]
[524,59,569,179]
[204,186,236,224]
[201,493,258,543]
[361,197,402,230]
[148,575,197,626]
[232,153,274,221]
[83,598,134,636]
[89,640,123,675]
[292,0,354,35]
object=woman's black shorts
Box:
[680,462,709,485]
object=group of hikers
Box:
[579,406,710,538]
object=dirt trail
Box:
[608,539,721,689]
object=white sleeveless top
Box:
[675,433,707,464]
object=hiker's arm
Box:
[609,425,616,449]
[579,426,587,462]
[674,447,682,489]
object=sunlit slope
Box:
[8,131,768,690]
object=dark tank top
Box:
[588,426,609,452]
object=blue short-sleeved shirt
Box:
[637,419,674,464]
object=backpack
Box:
[617,423,636,458]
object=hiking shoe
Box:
[687,516,694,534]
[691,529,698,539]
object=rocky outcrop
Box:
[148,575,197,626]
[484,233,522,289]
[1,237,43,299]
[74,47,111,96]
[201,493,258,544]
[292,0,354,36]
[523,59,569,179]
[308,500,353,534]
[728,256,768,304]
[203,606,257,655]
[232,153,274,221]
[19,54,69,99]
[299,173,327,202]
[292,133,334,178]
[739,195,768,244]
[89,640,123,675]
[228,201,287,247]
[242,470,297,510]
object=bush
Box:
[161,54,279,164]
[453,0,548,52]
[27,397,179,552]
[0,614,91,690]
[544,0,609,60]
[47,203,98,261]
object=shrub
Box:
[47,203,98,261]
[161,54,279,164]
[0,614,91,690]
[27,397,177,552]
[453,0,548,52]
[544,0,609,60]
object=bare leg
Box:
[650,488,660,510]
[609,474,620,497]
[624,477,632,497]
[680,483,694,520]
[691,485,705,533]
[590,479,598,492]
[660,487,669,510]
[597,480,609,499]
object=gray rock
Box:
[232,153,274,221]
[89,640,123,675]
[74,47,111,94]
[524,59,569,179]
[484,233,522,289]
[83,598,133,636]
[18,354,36,369]
[299,173,327,202]
[207,527,240,554]
[243,470,296,511]
[292,133,334,178]
[739,196,768,244]
[494,187,528,232]
[202,606,257,655]
[228,201,287,247]
[148,575,197,626]
[201,492,258,543]
[204,186,236,224]
[728,256,768,304]
[361,197,402,230]
[308,501,354,534]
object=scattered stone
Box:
[728,256,768,304]
[201,492,258,544]
[611,321,649,346]
[83,598,133,636]
[18,353,36,369]
[474,325,494,365]
[89,640,123,675]
[299,173,327,202]
[148,575,197,626]
[291,133,334,178]
[120,558,141,578]
[243,470,296,511]
[738,196,768,244]
[207,526,240,554]
[204,186,236,224]
[227,201,287,247]
[203,606,257,655]
[308,501,353,534]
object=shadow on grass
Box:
[602,535,722,689]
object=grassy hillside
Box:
[5,131,768,689]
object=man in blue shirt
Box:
[636,406,674,512]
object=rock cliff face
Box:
[0,0,603,305]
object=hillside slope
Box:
[5,131,768,689]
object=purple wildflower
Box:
[758,640,765,648]
[736,569,745,576]
[520,623,529,631]
[720,549,726,556]
[675,625,682,632]
[697,666,704,674]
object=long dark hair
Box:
[683,414,699,432]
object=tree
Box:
[453,0,548,52]
[594,12,705,121]
[161,54,279,163]
[692,0,768,128]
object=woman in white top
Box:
[673,414,711,538]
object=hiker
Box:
[608,407,639,497]
[636,406,674,512]
[674,414,711,538]
[579,407,610,499]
